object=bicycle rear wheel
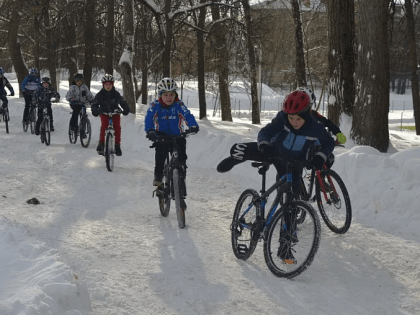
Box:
[264,201,321,279]
[231,189,260,260]
[158,169,171,217]
[105,132,114,172]
[68,122,77,144]
[173,168,186,228]
[43,118,50,146]
[3,108,9,134]
[80,118,91,148]
[315,169,352,234]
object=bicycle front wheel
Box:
[105,132,114,172]
[316,169,352,234]
[158,170,171,217]
[264,201,321,279]
[43,118,50,146]
[231,189,260,260]
[3,108,9,134]
[173,168,186,228]
[68,122,77,144]
[30,109,36,134]
[80,118,91,148]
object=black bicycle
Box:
[69,102,92,148]
[23,102,37,134]
[0,98,10,134]
[231,156,321,279]
[39,105,51,146]
[151,131,195,229]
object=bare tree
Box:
[83,0,96,88]
[326,0,355,124]
[404,0,420,135]
[120,0,136,113]
[105,0,115,74]
[291,0,306,88]
[351,0,389,152]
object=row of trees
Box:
[0,0,419,151]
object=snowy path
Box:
[1,100,419,315]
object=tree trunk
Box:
[197,0,206,120]
[140,4,149,105]
[119,0,136,113]
[351,0,389,152]
[105,0,114,74]
[33,4,40,70]
[42,0,57,89]
[327,0,355,125]
[405,0,420,135]
[242,0,260,124]
[83,0,96,88]
[8,6,28,95]
[211,1,232,122]
[162,0,173,77]
[291,0,306,88]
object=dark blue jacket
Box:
[258,111,335,163]
[34,84,60,108]
[21,75,41,93]
[144,98,198,135]
[0,77,14,96]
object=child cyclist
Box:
[66,73,94,133]
[21,68,41,123]
[144,77,199,186]
[91,74,130,156]
[217,89,335,264]
[0,67,15,112]
[34,77,60,134]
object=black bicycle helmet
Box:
[74,73,84,81]
[41,77,50,83]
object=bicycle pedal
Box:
[181,199,187,211]
[153,188,163,198]
[237,244,249,255]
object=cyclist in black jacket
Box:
[0,67,15,111]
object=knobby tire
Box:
[80,118,91,148]
[158,169,171,217]
[68,122,77,144]
[173,168,185,228]
[105,132,114,172]
[315,169,352,234]
[3,108,9,134]
[263,201,321,279]
[43,118,50,146]
[231,189,260,260]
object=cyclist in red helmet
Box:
[217,89,335,194]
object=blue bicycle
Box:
[231,156,321,279]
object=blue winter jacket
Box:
[21,75,41,93]
[258,111,335,163]
[144,99,198,135]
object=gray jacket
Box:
[66,84,94,104]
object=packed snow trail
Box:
[0,98,419,315]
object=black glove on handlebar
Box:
[259,144,277,158]
[311,155,325,170]
[189,125,199,133]
[147,130,158,142]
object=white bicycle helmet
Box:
[158,77,177,96]
[101,74,114,83]
[298,86,316,107]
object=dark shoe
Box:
[96,142,104,155]
[50,126,54,132]
[115,144,122,156]
[35,129,40,136]
[153,174,163,186]
[216,157,242,173]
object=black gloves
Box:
[259,144,277,158]
[189,125,199,133]
[311,155,325,170]
[122,108,130,116]
[147,130,157,142]
[10,90,14,96]
[91,108,100,117]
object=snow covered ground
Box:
[0,76,419,315]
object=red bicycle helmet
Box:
[282,90,311,115]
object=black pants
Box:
[36,105,53,132]
[70,104,83,129]
[154,137,187,177]
[23,93,34,121]
[230,142,304,193]
[0,95,8,107]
